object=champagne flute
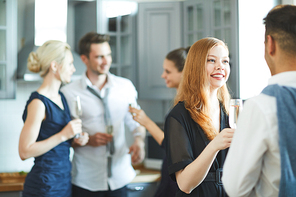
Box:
[229,99,243,129]
[73,96,82,138]
[129,102,140,116]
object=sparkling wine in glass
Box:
[73,96,82,138]
[229,99,243,129]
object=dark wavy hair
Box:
[166,46,191,72]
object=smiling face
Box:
[161,58,182,89]
[83,42,112,76]
[206,44,230,92]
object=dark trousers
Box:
[72,184,127,197]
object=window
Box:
[238,0,279,99]
[35,0,67,46]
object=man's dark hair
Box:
[78,32,110,58]
[263,5,296,55]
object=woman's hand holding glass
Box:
[73,132,89,146]
[61,119,82,140]
[129,106,150,127]
[211,128,235,151]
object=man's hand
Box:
[87,132,113,147]
[129,137,145,165]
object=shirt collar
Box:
[81,72,115,90]
[268,71,296,86]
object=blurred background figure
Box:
[129,46,190,197]
[61,32,146,197]
[19,40,88,197]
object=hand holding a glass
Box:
[128,103,150,127]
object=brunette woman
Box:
[129,47,190,197]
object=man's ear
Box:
[80,54,89,65]
[266,35,276,56]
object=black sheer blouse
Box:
[164,101,229,197]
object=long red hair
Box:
[174,37,230,140]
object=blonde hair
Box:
[27,40,71,78]
[174,37,230,140]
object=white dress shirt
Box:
[61,72,139,191]
[222,71,296,197]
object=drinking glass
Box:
[229,99,243,129]
[129,102,140,116]
[72,96,82,138]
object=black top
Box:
[164,101,229,197]
[153,142,179,197]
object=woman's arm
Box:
[129,107,164,145]
[19,99,82,160]
[176,128,234,194]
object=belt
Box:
[204,168,223,185]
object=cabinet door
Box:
[184,0,209,46]
[210,0,239,98]
[183,0,239,98]
[0,0,17,99]
[137,2,182,100]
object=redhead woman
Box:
[164,37,235,196]
[19,40,89,197]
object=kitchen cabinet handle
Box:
[127,186,144,191]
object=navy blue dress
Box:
[22,91,72,197]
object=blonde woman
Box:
[19,40,88,197]
[164,37,235,196]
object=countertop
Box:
[0,182,24,192]
[0,165,160,192]
[131,164,161,183]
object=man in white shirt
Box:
[61,32,146,197]
[222,5,296,197]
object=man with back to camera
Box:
[61,32,146,197]
[222,4,296,197]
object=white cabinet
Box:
[0,0,17,99]
[137,2,182,100]
[183,0,239,98]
